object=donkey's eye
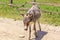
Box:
[28,14,32,18]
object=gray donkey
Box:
[21,3,41,40]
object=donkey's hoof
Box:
[40,29,41,31]
[24,28,28,31]
[35,35,38,38]
[36,36,38,38]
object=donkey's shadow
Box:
[31,30,48,40]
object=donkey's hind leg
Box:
[38,20,41,31]
[33,21,38,38]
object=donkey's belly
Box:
[31,14,41,22]
[34,13,41,19]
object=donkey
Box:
[21,3,41,40]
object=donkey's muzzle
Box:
[24,26,28,31]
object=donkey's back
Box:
[27,5,41,20]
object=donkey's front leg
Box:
[29,25,31,40]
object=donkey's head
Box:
[23,15,30,26]
[20,13,33,30]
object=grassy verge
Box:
[40,12,60,26]
[39,4,60,26]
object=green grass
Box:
[37,0,60,3]
[40,4,60,12]
[0,0,33,4]
[40,13,60,26]
[0,0,60,26]
[0,4,23,20]
[0,0,60,4]
[39,4,60,26]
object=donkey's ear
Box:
[20,14,24,17]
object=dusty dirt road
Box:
[0,18,60,40]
